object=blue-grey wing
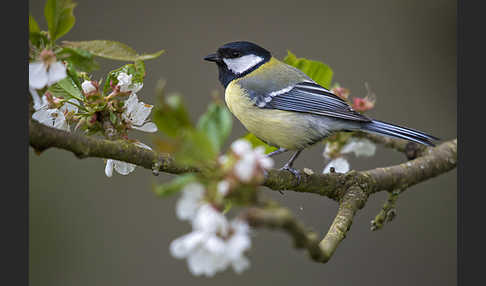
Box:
[253,81,371,122]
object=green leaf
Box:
[153,94,193,137]
[29,31,50,49]
[57,47,100,72]
[64,61,82,89]
[175,129,218,168]
[44,0,76,41]
[63,40,165,61]
[154,174,198,197]
[29,15,40,34]
[283,51,333,88]
[197,102,233,152]
[47,77,84,101]
[109,111,117,125]
[242,133,278,154]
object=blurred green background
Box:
[29,0,456,285]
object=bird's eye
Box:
[231,51,241,58]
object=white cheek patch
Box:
[223,54,264,74]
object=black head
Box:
[204,41,272,88]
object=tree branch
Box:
[29,119,457,200]
[246,184,368,263]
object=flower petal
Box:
[231,256,250,274]
[170,231,206,259]
[46,62,67,86]
[175,183,205,221]
[81,80,96,94]
[60,99,79,114]
[234,153,256,182]
[341,138,376,157]
[231,139,252,156]
[131,102,153,126]
[105,159,114,177]
[32,109,52,125]
[323,157,350,174]
[117,72,133,92]
[113,160,136,175]
[217,180,230,196]
[53,111,69,131]
[192,204,228,234]
[29,87,43,110]
[29,62,48,89]
[132,122,158,133]
[226,233,251,260]
[32,108,69,131]
[133,141,152,150]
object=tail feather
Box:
[362,120,439,147]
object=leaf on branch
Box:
[29,15,40,34]
[153,93,193,138]
[154,173,198,197]
[62,40,165,61]
[57,47,100,73]
[174,129,218,169]
[47,77,84,101]
[197,101,233,152]
[44,0,77,41]
[284,51,333,89]
[242,133,278,154]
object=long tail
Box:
[361,120,439,147]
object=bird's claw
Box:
[279,165,302,183]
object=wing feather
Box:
[257,82,371,122]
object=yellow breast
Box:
[225,81,319,150]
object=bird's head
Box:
[204,41,271,87]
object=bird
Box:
[204,41,439,179]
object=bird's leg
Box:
[279,150,302,182]
[266,148,288,158]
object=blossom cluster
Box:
[169,139,274,277]
[29,49,157,177]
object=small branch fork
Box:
[29,118,457,264]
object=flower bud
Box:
[81,80,97,94]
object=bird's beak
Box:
[204,53,221,63]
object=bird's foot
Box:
[279,165,302,183]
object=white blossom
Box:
[29,61,67,89]
[29,87,45,110]
[323,157,350,174]
[81,80,97,94]
[104,142,151,177]
[217,180,230,196]
[192,204,229,234]
[117,72,143,93]
[231,140,274,183]
[175,183,206,221]
[32,108,70,132]
[341,138,376,157]
[254,146,274,169]
[231,139,252,156]
[122,94,158,132]
[170,205,251,277]
[31,95,79,132]
[234,152,257,182]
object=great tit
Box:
[204,41,438,178]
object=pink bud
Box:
[352,96,375,112]
[331,87,350,101]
